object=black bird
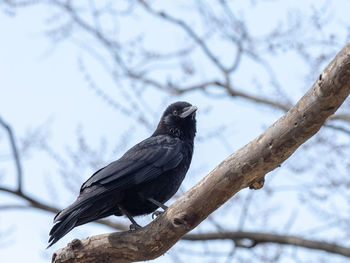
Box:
[48,101,197,247]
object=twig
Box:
[183,231,350,257]
[0,116,23,193]
[137,0,227,72]
[0,186,128,230]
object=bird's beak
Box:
[180,105,198,118]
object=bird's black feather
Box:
[48,101,197,247]
[82,135,183,189]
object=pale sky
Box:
[0,1,349,263]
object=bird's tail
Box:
[47,206,85,248]
[47,194,95,248]
[47,189,117,248]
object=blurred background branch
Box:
[0,0,349,262]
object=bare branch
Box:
[0,116,23,193]
[0,186,128,230]
[323,123,350,135]
[0,204,30,210]
[2,0,39,8]
[328,113,350,123]
[123,74,350,126]
[137,0,227,72]
[52,43,350,263]
[77,57,153,130]
[216,82,292,111]
[127,72,220,95]
[178,81,350,124]
[49,0,126,70]
[183,231,350,257]
[6,183,341,257]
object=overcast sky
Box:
[1,1,350,263]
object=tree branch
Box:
[0,186,128,231]
[176,80,350,125]
[183,231,350,257]
[12,0,350,128]
[137,0,227,72]
[2,186,348,258]
[122,74,350,126]
[5,184,346,257]
[0,116,23,193]
[216,82,350,124]
[52,43,350,263]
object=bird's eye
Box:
[173,110,178,115]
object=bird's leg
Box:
[117,204,141,231]
[148,198,168,219]
[148,198,168,210]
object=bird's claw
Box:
[129,223,142,231]
[152,210,163,219]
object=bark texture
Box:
[52,43,350,263]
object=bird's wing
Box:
[80,135,183,192]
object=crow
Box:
[48,101,197,247]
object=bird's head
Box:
[153,101,197,141]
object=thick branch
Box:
[183,231,350,257]
[52,43,350,262]
[3,185,347,257]
[1,186,347,257]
